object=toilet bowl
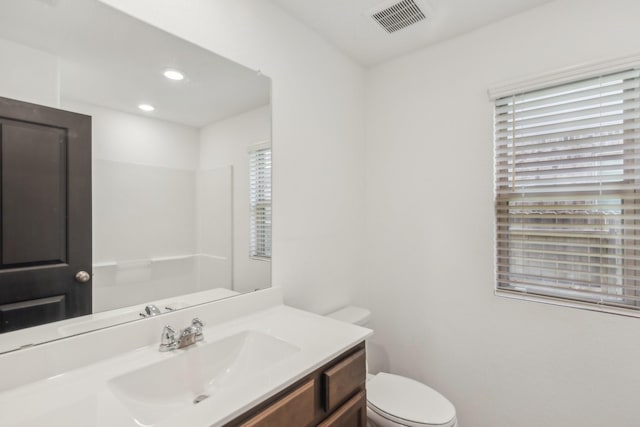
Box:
[327,306,458,427]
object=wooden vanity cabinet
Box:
[317,391,367,427]
[225,342,366,427]
[239,380,316,426]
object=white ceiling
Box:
[270,0,555,66]
[0,0,271,128]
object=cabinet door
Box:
[241,379,315,427]
[317,391,366,427]
[0,96,92,333]
[323,348,366,412]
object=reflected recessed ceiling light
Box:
[138,104,155,112]
[163,69,185,81]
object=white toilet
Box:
[327,306,458,427]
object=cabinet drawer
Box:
[317,390,366,427]
[323,348,366,412]
[240,379,315,427]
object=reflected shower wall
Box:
[92,160,233,312]
[196,166,233,291]
[63,99,235,313]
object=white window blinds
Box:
[249,144,272,259]
[494,68,640,315]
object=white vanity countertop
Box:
[0,290,371,427]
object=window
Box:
[494,68,640,315]
[249,143,272,259]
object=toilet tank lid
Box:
[326,306,371,325]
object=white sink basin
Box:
[108,330,299,425]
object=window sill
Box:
[495,288,640,319]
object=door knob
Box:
[75,271,91,283]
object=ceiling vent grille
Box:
[371,0,426,33]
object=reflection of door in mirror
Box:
[0,96,92,333]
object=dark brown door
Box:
[0,96,91,333]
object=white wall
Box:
[63,100,200,263]
[72,101,200,170]
[99,0,366,313]
[0,38,59,108]
[199,106,271,292]
[362,0,640,426]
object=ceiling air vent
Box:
[370,0,427,34]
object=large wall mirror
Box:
[0,0,272,353]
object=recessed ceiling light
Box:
[138,104,155,112]
[163,69,185,81]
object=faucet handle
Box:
[191,318,205,341]
[159,325,177,351]
[145,304,162,316]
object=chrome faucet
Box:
[159,318,205,352]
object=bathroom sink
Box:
[108,330,299,425]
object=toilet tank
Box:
[326,306,371,326]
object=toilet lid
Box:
[367,373,456,427]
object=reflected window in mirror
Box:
[249,143,272,260]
